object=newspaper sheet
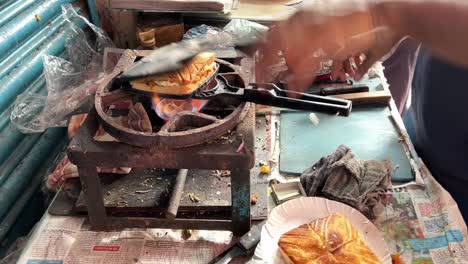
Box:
[18,217,233,264]
[374,163,468,264]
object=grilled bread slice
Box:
[278,214,380,264]
[130,52,216,96]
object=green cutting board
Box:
[279,106,414,182]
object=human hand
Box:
[256,5,402,93]
[331,27,402,81]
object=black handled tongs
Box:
[193,75,352,116]
[118,36,352,116]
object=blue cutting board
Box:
[279,106,414,182]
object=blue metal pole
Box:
[86,0,101,27]
[0,126,25,165]
[0,0,13,7]
[0,0,36,28]
[0,18,86,114]
[0,36,64,114]
[0,0,75,59]
[0,15,67,80]
[0,135,68,242]
[0,128,67,220]
[0,134,41,186]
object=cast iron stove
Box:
[51,49,256,235]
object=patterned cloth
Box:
[300,145,392,219]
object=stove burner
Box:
[152,97,208,121]
[94,50,251,148]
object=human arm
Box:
[256,0,468,92]
[373,1,468,67]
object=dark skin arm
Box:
[256,0,468,93]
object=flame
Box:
[152,94,161,105]
[152,95,207,120]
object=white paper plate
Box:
[253,197,392,264]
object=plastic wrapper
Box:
[183,19,268,48]
[183,24,226,41]
[223,19,268,46]
[10,5,113,133]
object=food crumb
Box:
[260,164,271,174]
[251,194,258,205]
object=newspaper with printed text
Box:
[18,216,234,264]
[374,162,468,264]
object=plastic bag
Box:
[10,5,114,133]
[182,19,268,48]
[223,19,268,46]
[183,24,225,41]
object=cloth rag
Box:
[300,145,392,219]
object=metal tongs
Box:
[193,75,352,116]
[119,36,352,115]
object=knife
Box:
[209,220,267,264]
[313,84,370,96]
[279,79,369,96]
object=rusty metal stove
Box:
[62,49,255,235]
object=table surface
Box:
[280,79,414,181]
[16,68,468,264]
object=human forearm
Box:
[256,0,468,92]
[372,0,468,66]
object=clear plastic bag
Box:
[183,24,226,41]
[182,19,268,48]
[223,19,268,46]
[10,4,114,133]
